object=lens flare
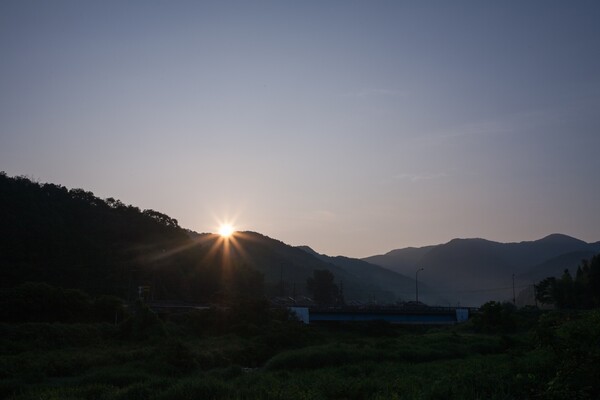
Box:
[218,224,234,238]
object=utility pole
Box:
[416,267,424,303]
[512,273,516,305]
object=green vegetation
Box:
[0,283,126,324]
[535,254,600,309]
[1,291,599,399]
[1,172,599,398]
[306,269,341,305]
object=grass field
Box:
[1,308,598,399]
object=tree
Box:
[535,277,557,306]
[535,255,600,309]
[471,301,516,333]
[555,269,575,308]
[588,254,600,307]
[307,270,339,305]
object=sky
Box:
[1,1,600,258]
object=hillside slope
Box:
[297,246,435,303]
[0,173,404,302]
[364,235,600,305]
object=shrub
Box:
[119,300,165,340]
[0,323,117,351]
[7,383,118,400]
[154,376,230,400]
[0,283,92,323]
[79,365,151,387]
[264,344,357,370]
[544,310,600,399]
[92,295,127,324]
[471,301,517,333]
[159,339,197,373]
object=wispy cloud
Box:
[393,172,448,182]
[345,88,408,98]
[414,108,563,147]
[415,120,512,147]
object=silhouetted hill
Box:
[4,173,597,306]
[518,250,598,284]
[296,246,434,303]
[364,235,600,305]
[501,234,594,267]
[187,232,414,302]
[0,173,405,303]
[363,246,435,271]
[0,173,215,301]
[296,245,320,257]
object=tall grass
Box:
[2,311,598,399]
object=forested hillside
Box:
[0,173,409,303]
[0,173,215,301]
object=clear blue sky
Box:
[1,1,599,257]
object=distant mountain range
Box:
[0,173,413,303]
[296,245,418,303]
[2,172,598,306]
[363,234,600,305]
[187,232,413,302]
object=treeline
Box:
[0,173,264,303]
[535,254,600,309]
[0,281,282,343]
[306,269,344,305]
[0,282,125,323]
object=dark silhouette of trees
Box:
[535,277,557,306]
[307,269,339,305]
[0,282,126,323]
[535,254,600,309]
[471,301,516,333]
[0,172,264,304]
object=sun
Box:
[218,224,234,238]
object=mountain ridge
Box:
[362,234,600,305]
[0,173,415,303]
[2,172,598,307]
[295,246,436,303]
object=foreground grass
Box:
[1,311,597,399]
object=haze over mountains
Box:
[0,173,412,303]
[189,232,413,302]
[364,235,600,305]
[296,246,418,303]
[1,172,598,306]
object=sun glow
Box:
[218,224,234,238]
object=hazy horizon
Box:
[2,1,600,258]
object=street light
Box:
[416,267,424,303]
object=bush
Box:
[119,300,165,340]
[155,376,230,400]
[7,383,118,400]
[0,283,92,323]
[264,344,356,370]
[92,295,127,324]
[79,365,151,387]
[544,310,600,399]
[159,339,197,373]
[0,323,117,352]
[471,301,517,333]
